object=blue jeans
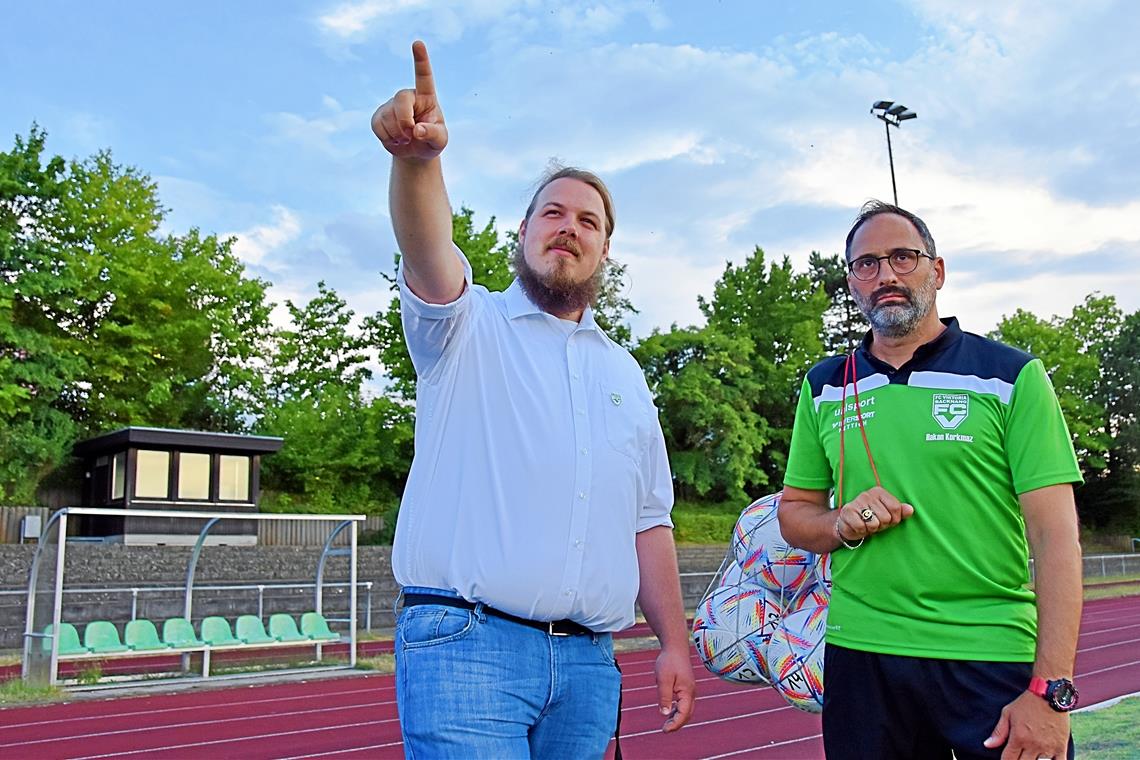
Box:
[395,587,621,759]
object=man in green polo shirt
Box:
[779,200,1082,760]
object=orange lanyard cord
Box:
[837,351,881,509]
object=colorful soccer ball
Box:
[788,580,829,614]
[814,552,832,595]
[692,574,781,684]
[732,493,782,574]
[749,536,817,598]
[766,603,827,712]
[733,493,817,597]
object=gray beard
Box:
[512,246,603,318]
[852,270,937,338]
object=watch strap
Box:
[1028,676,1049,698]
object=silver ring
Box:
[859,508,875,522]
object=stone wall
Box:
[0,543,730,650]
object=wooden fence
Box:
[0,507,382,546]
[0,506,51,543]
[256,515,385,546]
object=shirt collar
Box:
[858,316,962,367]
[505,278,601,333]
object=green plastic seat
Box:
[235,615,275,645]
[200,616,242,647]
[268,613,308,643]
[162,617,204,647]
[84,620,129,654]
[43,623,89,655]
[300,612,340,642]
[125,619,169,651]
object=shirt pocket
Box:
[599,381,651,463]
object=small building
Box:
[73,427,283,545]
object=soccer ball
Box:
[814,552,832,595]
[733,493,817,598]
[767,603,827,712]
[732,493,782,574]
[788,580,829,614]
[748,536,817,599]
[692,572,781,684]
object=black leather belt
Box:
[403,593,594,637]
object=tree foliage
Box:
[809,251,865,354]
[637,247,829,501]
[0,127,272,501]
[993,294,1140,531]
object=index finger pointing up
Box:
[411,40,435,96]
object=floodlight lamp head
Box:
[887,103,907,116]
[898,110,918,121]
[872,100,894,111]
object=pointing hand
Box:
[371,40,448,160]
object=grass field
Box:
[1073,696,1140,758]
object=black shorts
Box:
[821,645,1075,760]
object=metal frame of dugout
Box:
[22,507,365,688]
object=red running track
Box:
[1,595,1137,760]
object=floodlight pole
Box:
[883,118,898,205]
[870,101,917,206]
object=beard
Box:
[512,237,605,318]
[852,267,938,338]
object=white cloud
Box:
[318,0,432,37]
[227,206,302,267]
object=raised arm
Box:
[371,40,464,303]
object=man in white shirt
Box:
[371,40,696,758]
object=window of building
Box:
[135,450,171,499]
[219,455,251,501]
[111,452,127,500]
[178,453,211,500]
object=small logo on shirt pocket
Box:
[601,384,645,461]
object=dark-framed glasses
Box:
[848,248,935,281]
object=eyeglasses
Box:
[847,248,935,281]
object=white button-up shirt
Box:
[391,248,674,632]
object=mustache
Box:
[871,285,912,305]
[546,235,582,257]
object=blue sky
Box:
[3,0,1139,341]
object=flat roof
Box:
[73,426,284,458]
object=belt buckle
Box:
[547,621,571,637]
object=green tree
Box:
[809,251,865,354]
[51,152,273,432]
[701,248,830,488]
[257,282,414,524]
[992,300,1113,478]
[635,326,768,501]
[0,126,273,501]
[0,127,82,500]
[1075,304,1140,532]
[637,247,829,501]
[267,282,373,403]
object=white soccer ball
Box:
[692,573,781,684]
[766,603,827,712]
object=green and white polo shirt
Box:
[784,318,1081,661]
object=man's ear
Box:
[518,219,528,247]
[602,238,610,263]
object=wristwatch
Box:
[1028,676,1079,712]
